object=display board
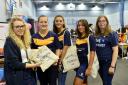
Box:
[0,23,8,56]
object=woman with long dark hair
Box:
[74,19,96,85]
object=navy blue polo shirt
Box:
[31,31,61,53]
[76,35,96,64]
[57,29,71,49]
[95,32,118,60]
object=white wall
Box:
[0,0,36,22]
[0,0,7,22]
[11,0,36,19]
[104,0,128,30]
[124,0,128,25]
[36,10,103,30]
[104,3,120,31]
[21,0,36,19]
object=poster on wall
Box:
[0,23,8,56]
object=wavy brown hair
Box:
[53,15,66,34]
[8,17,31,49]
[95,16,112,36]
[76,19,89,39]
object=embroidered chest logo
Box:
[96,38,105,47]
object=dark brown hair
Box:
[76,19,89,39]
[53,15,66,34]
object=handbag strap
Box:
[63,30,73,46]
[87,35,90,53]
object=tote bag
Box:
[29,46,59,72]
[87,36,99,78]
[62,45,80,72]
[62,30,80,72]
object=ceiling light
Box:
[38,5,50,10]
[77,3,87,10]
[55,3,65,10]
[91,5,101,10]
[66,3,75,10]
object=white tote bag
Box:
[62,45,80,72]
[62,30,80,72]
[87,36,99,78]
[29,46,59,72]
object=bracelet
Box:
[110,66,115,68]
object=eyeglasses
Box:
[13,25,25,29]
[98,20,106,22]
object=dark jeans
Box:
[58,72,67,85]
[99,59,114,85]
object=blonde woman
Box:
[4,17,40,85]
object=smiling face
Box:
[13,20,25,38]
[76,19,89,38]
[55,16,64,30]
[98,16,108,33]
[77,21,86,34]
[38,16,48,30]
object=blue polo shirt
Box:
[57,29,71,49]
[76,35,96,64]
[31,31,61,53]
[95,31,118,60]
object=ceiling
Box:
[32,0,120,10]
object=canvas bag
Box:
[62,30,80,72]
[28,46,59,72]
[87,35,99,78]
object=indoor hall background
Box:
[32,0,122,31]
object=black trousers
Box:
[37,66,58,85]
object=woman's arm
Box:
[88,51,95,68]
[55,49,61,57]
[60,46,69,62]
[60,30,71,61]
[86,35,96,76]
[110,32,119,67]
[108,45,118,74]
[111,45,118,67]
[25,63,40,68]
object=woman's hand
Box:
[25,63,41,68]
[53,60,59,66]
[108,66,115,75]
[85,66,92,76]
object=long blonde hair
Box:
[95,16,112,36]
[8,17,31,49]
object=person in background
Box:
[74,19,96,85]
[53,15,71,85]
[95,15,118,85]
[31,15,61,85]
[123,25,128,59]
[4,17,40,85]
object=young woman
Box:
[53,15,71,85]
[4,17,40,85]
[31,15,61,85]
[95,16,118,85]
[74,19,96,85]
